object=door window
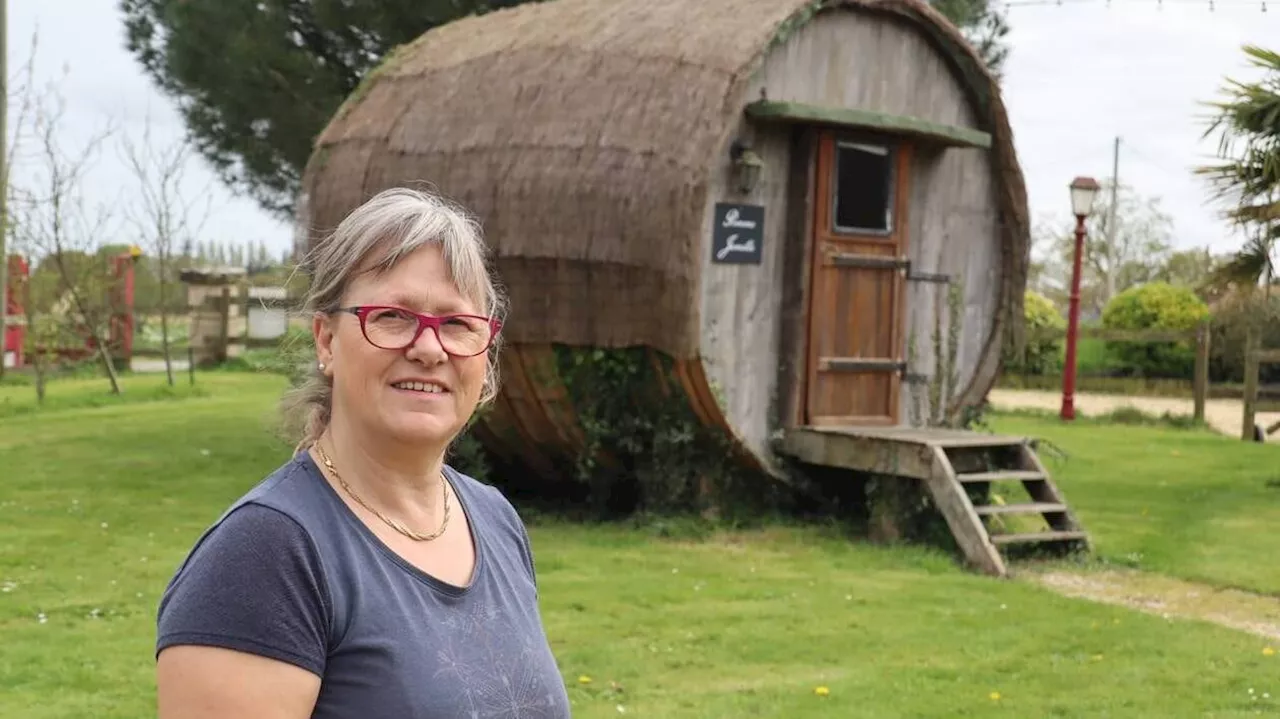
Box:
[832,141,894,235]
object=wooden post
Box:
[1242,325,1260,442]
[1193,321,1210,423]
[1261,349,1280,440]
[242,284,251,347]
[187,345,195,386]
[218,286,231,363]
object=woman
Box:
[155,188,572,718]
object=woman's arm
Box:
[155,503,332,717]
[157,645,321,719]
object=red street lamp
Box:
[1061,176,1100,421]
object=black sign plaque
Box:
[711,203,764,265]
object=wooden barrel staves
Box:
[297,0,1031,510]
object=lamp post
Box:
[1061,176,1100,421]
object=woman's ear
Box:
[313,311,336,371]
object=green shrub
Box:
[1074,335,1126,376]
[553,346,784,519]
[1100,282,1209,378]
[1004,290,1064,375]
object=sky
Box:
[9,0,1280,259]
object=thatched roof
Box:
[299,0,1029,361]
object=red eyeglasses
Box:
[333,305,502,357]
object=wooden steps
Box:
[974,501,1067,516]
[989,530,1089,546]
[778,426,1091,577]
[956,470,1044,483]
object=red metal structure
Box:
[2,249,139,368]
[109,250,138,361]
[3,255,28,369]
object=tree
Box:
[930,0,1011,78]
[121,116,212,386]
[255,239,272,268]
[1154,246,1224,297]
[1032,181,1174,315]
[1197,45,1280,299]
[10,79,125,395]
[121,0,1012,220]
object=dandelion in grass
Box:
[989,691,1001,701]
[1264,646,1275,657]
[577,675,592,685]
[814,686,830,697]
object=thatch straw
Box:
[299,0,1029,383]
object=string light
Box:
[1000,0,1275,10]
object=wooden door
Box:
[804,130,911,426]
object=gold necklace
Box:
[313,442,451,542]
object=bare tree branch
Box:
[120,113,214,385]
[10,74,125,394]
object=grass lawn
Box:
[988,412,1280,596]
[1,372,1277,717]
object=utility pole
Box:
[0,0,9,380]
[1103,136,1120,305]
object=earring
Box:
[318,362,326,371]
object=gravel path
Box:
[1029,569,1280,642]
[988,388,1280,440]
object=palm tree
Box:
[1197,45,1280,297]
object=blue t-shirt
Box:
[156,452,572,718]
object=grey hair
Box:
[282,187,508,450]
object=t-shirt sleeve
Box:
[156,503,331,677]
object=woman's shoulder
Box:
[156,499,333,677]
[160,456,334,612]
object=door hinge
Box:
[905,267,951,284]
[824,357,907,373]
[830,252,950,284]
[830,253,909,270]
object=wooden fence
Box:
[128,284,298,368]
[1242,326,1280,441]
[1012,325,1215,422]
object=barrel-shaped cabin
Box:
[298,0,1031,482]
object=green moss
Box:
[766,0,824,52]
[552,345,782,519]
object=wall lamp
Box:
[730,140,764,195]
